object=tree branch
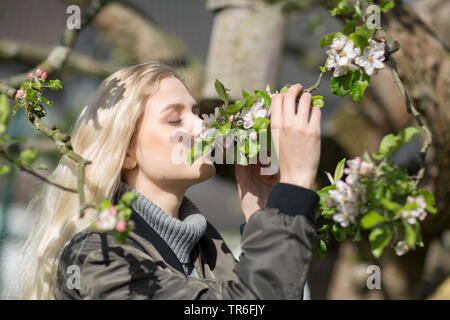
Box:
[387,54,433,187]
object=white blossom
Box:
[326,38,361,77]
[355,39,385,76]
[96,208,117,231]
[201,107,221,126]
[330,35,348,51]
[329,157,371,228]
[394,241,409,256]
[242,98,268,129]
[337,40,361,67]
[402,195,428,225]
[333,212,353,227]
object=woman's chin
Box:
[188,154,216,182]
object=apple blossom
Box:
[95,208,118,231]
[242,98,268,129]
[15,89,26,99]
[115,220,127,232]
[202,107,221,127]
[355,39,385,76]
[394,240,409,256]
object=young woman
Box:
[18,61,321,299]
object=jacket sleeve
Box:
[72,182,318,300]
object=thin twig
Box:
[387,54,432,187]
[0,148,77,193]
[0,1,109,216]
[305,72,324,93]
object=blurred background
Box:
[0,0,448,299]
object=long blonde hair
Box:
[17,61,180,299]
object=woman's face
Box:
[124,76,216,189]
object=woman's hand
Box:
[270,83,321,189]
[235,163,280,222]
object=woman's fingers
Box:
[309,105,322,133]
[282,84,302,125]
[269,93,283,129]
[296,91,312,126]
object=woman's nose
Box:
[191,116,205,140]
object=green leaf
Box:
[0,165,11,175]
[352,227,361,242]
[369,228,392,258]
[98,199,112,210]
[360,210,386,229]
[19,147,38,167]
[253,118,269,131]
[12,104,21,117]
[330,73,353,97]
[187,140,214,164]
[38,164,48,170]
[118,207,132,221]
[280,85,289,93]
[332,224,346,242]
[224,98,247,115]
[311,95,325,108]
[379,0,395,11]
[355,24,376,40]
[320,32,342,48]
[350,70,370,101]
[40,95,54,108]
[219,121,231,136]
[348,32,369,49]
[0,94,11,133]
[403,220,416,247]
[378,127,420,158]
[47,79,63,90]
[329,0,353,16]
[380,198,401,211]
[417,189,437,214]
[415,223,423,247]
[214,79,230,106]
[325,171,334,184]
[334,158,346,182]
[254,90,271,109]
[119,191,138,206]
[317,239,327,260]
[343,19,357,35]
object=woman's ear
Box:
[123,153,137,170]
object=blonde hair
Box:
[17,61,180,299]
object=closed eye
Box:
[169,118,183,125]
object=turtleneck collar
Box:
[118,182,207,264]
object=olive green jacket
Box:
[56,183,318,300]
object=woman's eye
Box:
[169,118,183,125]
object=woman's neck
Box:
[124,174,188,220]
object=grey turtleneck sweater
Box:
[120,183,207,278]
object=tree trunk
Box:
[202,0,286,101]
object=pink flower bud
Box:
[109,206,117,216]
[28,73,34,80]
[36,69,42,78]
[228,115,234,122]
[115,220,127,232]
[15,89,26,99]
[41,71,48,79]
